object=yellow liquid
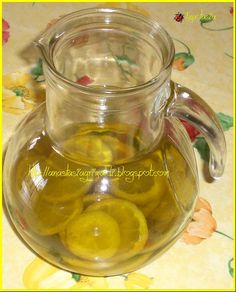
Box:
[9,123,197,275]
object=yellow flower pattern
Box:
[23,257,154,289]
[124,272,153,289]
[2,2,233,289]
[2,71,45,115]
[23,258,109,289]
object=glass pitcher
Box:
[3,8,226,276]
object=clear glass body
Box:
[3,8,226,276]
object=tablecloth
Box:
[2,2,234,290]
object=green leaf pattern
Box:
[30,58,44,81]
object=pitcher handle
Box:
[167,81,226,179]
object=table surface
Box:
[2,2,234,290]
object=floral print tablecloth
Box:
[2,2,234,290]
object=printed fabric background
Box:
[2,2,234,290]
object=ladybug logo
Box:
[174,12,184,22]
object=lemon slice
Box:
[40,175,92,203]
[111,158,166,205]
[63,127,136,164]
[39,150,93,203]
[102,135,135,162]
[65,135,113,163]
[63,210,120,260]
[60,193,113,251]
[26,197,83,236]
[86,198,148,254]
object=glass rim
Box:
[37,7,175,95]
